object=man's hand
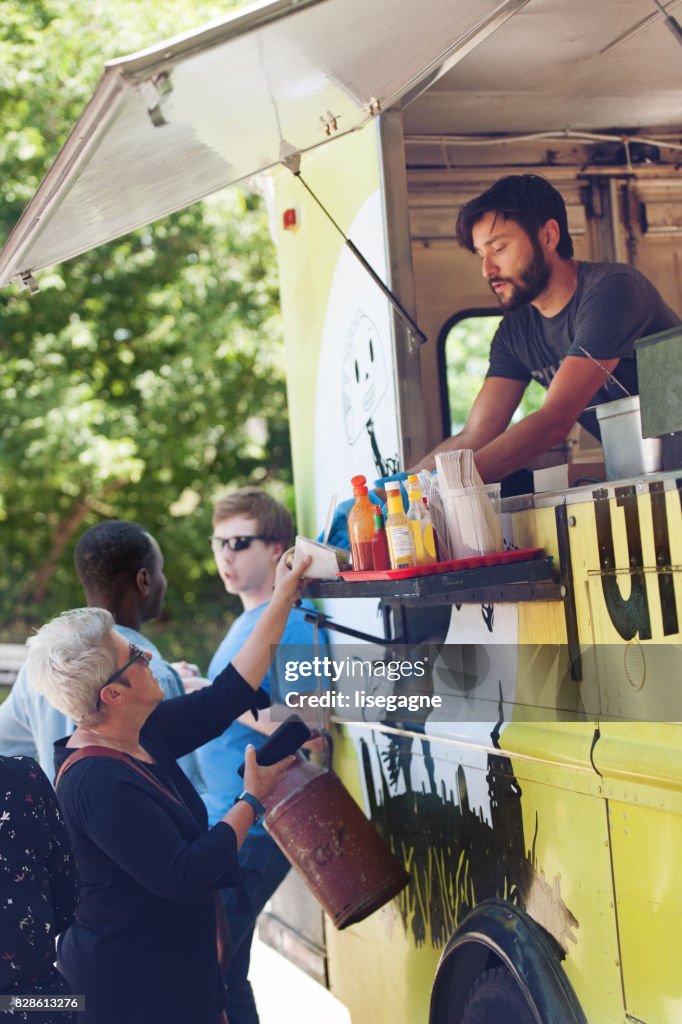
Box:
[473,355,616,481]
[171,660,212,693]
[413,354,616,483]
[171,660,201,679]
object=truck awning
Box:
[0,0,528,290]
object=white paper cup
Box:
[293,535,350,578]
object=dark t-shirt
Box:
[486,261,681,438]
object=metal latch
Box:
[18,271,39,295]
[139,72,173,128]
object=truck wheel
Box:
[460,967,536,1024]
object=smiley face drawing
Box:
[341,311,398,476]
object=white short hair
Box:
[26,608,118,727]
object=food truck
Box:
[1,1,681,1021]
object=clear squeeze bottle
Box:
[423,495,441,562]
[347,475,375,571]
[371,505,391,571]
[384,481,416,570]
[406,475,436,565]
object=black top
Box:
[0,756,79,1020]
[487,260,681,438]
[54,663,268,1024]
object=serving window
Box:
[439,310,545,438]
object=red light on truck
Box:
[283,208,298,230]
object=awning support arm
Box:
[286,160,427,346]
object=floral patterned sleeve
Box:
[0,755,78,998]
[38,769,79,933]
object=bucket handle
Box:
[308,727,334,769]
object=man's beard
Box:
[489,239,551,311]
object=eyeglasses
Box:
[209,535,270,553]
[96,643,146,710]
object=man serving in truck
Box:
[414,174,680,480]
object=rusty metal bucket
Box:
[264,754,409,929]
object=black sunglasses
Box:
[96,643,146,710]
[209,535,270,553]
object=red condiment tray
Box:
[336,547,545,582]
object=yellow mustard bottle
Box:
[384,481,416,569]
[406,475,436,565]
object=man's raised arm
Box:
[472,355,616,482]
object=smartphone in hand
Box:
[236,715,312,778]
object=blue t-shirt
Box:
[197,602,327,828]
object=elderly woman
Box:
[24,554,310,1024]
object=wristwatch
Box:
[234,791,266,823]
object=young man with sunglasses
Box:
[0,520,204,791]
[194,486,327,1024]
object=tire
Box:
[460,967,536,1024]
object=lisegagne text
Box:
[285,691,442,711]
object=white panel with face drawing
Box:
[314,190,401,637]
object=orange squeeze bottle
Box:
[347,475,375,571]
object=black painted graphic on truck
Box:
[593,482,680,640]
[359,712,578,953]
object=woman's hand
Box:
[272,550,312,606]
[242,744,295,803]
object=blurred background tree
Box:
[0,2,522,666]
[444,315,544,433]
[0,0,289,663]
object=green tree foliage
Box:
[445,315,545,433]
[0,0,290,662]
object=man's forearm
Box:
[472,407,570,482]
[411,377,528,474]
[411,429,480,474]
